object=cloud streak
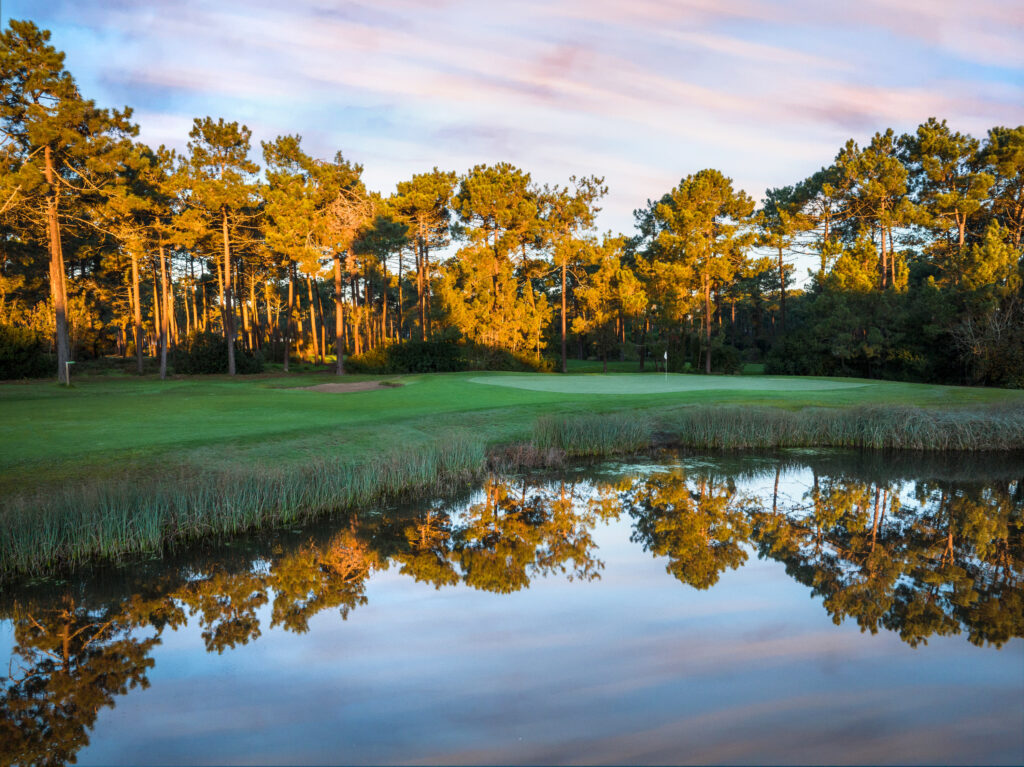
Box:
[10,0,1024,233]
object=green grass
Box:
[472,373,868,394]
[1,369,1023,578]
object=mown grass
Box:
[2,370,1023,580]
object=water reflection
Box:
[1,452,1021,765]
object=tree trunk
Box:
[169,280,179,345]
[221,208,236,376]
[879,224,888,289]
[364,275,372,351]
[888,227,896,287]
[639,317,648,371]
[416,241,426,341]
[263,277,274,353]
[778,244,786,332]
[284,263,295,372]
[200,280,208,331]
[159,244,169,380]
[380,264,388,346]
[397,247,404,343]
[561,260,568,374]
[423,243,432,337]
[314,279,327,363]
[241,271,252,352]
[130,249,143,375]
[351,275,361,356]
[334,253,345,374]
[152,275,160,358]
[306,273,320,362]
[248,269,259,349]
[43,146,71,383]
[704,276,712,375]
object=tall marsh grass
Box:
[0,433,486,579]
[2,403,1021,580]
[535,403,1024,455]
[533,412,653,455]
[657,404,1024,451]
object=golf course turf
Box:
[1,369,1023,579]
[469,373,870,394]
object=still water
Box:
[1,451,1022,765]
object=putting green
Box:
[469,374,869,395]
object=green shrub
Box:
[173,331,264,374]
[386,340,467,372]
[0,325,54,379]
[344,345,389,374]
[346,341,548,374]
[709,341,743,374]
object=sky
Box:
[6,0,1024,237]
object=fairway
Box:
[470,373,870,395]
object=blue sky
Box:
[7,0,1024,235]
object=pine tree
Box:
[649,170,754,373]
[901,117,994,285]
[393,169,457,341]
[185,117,258,376]
[540,175,606,373]
[0,20,135,381]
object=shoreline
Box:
[2,399,1023,583]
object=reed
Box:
[531,403,1024,454]
[655,404,1024,451]
[2,403,1021,581]
[533,411,654,455]
[0,433,487,578]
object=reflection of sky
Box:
[51,462,1023,766]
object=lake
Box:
[1,450,1022,765]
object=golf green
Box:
[469,373,870,395]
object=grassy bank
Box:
[2,370,1023,579]
[535,404,1024,454]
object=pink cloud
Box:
[29,0,1023,236]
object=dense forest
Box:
[2,20,1022,386]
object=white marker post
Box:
[65,360,75,386]
[663,350,668,382]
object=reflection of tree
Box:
[176,567,270,653]
[619,464,1020,648]
[753,473,1023,647]
[1,464,1019,765]
[392,508,460,589]
[899,480,1023,647]
[756,477,911,637]
[0,596,163,766]
[269,527,379,633]
[453,477,614,593]
[623,469,750,589]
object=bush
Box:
[345,340,548,374]
[173,331,264,374]
[0,325,54,379]
[386,340,466,373]
[709,341,743,374]
[344,345,389,374]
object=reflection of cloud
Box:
[416,688,1024,765]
